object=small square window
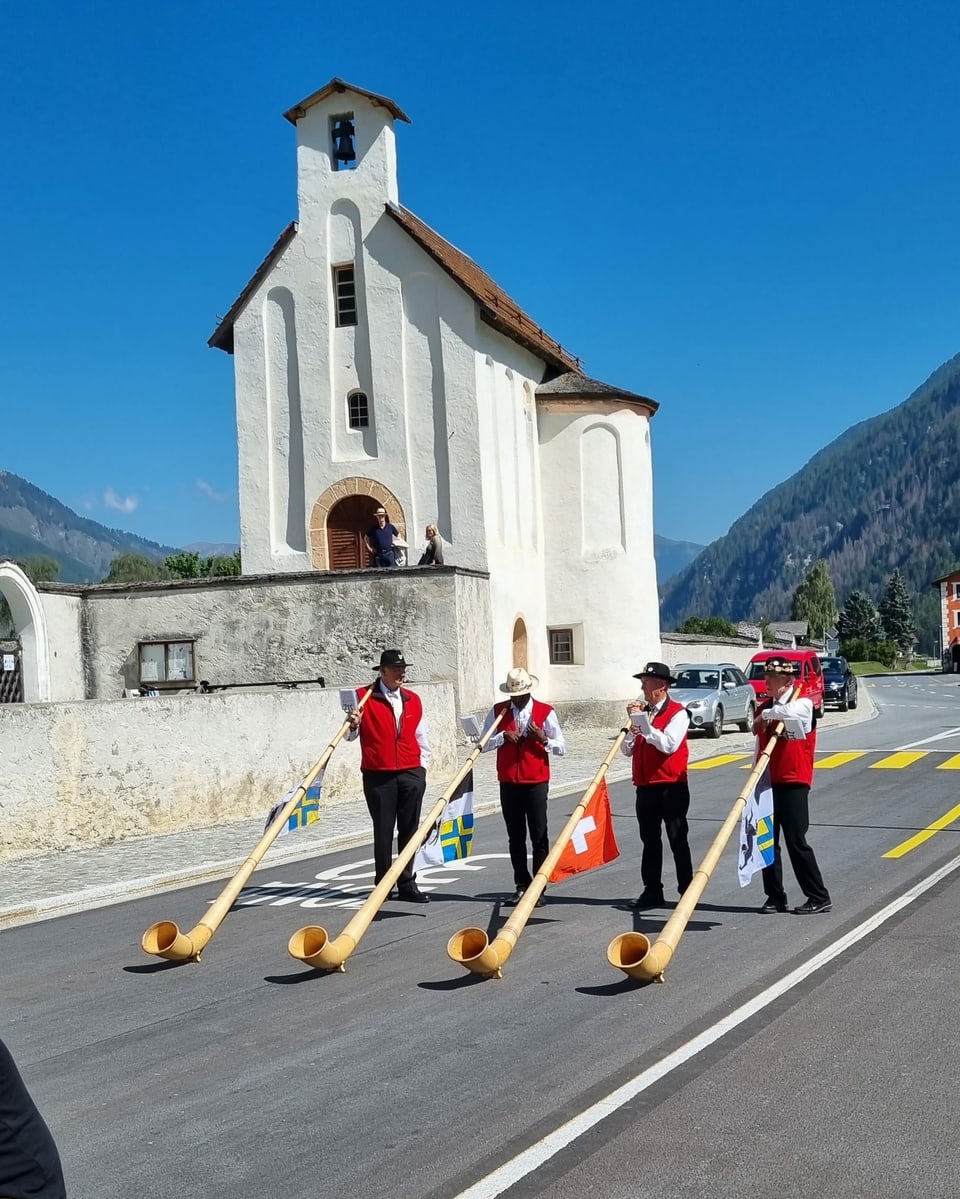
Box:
[139,640,196,685]
[549,628,575,665]
[333,264,358,327]
[348,391,369,429]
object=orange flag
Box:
[549,778,620,883]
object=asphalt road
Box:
[4,673,960,1199]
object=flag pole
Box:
[140,689,372,963]
[606,691,797,983]
[287,711,505,972]
[447,726,630,979]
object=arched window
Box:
[347,390,369,429]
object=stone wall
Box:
[660,632,760,672]
[0,682,456,859]
[37,565,493,709]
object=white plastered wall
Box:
[536,400,661,702]
[232,92,490,576]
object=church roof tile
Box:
[536,370,659,414]
[283,78,411,126]
[385,203,581,375]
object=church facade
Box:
[210,79,662,703]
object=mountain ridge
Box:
[0,471,176,581]
[660,350,960,649]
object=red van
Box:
[745,649,825,717]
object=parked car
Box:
[745,649,826,718]
[818,655,858,710]
[671,662,757,738]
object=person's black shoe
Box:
[535,892,546,908]
[503,889,525,907]
[759,898,788,914]
[397,885,430,904]
[794,898,832,914]
[631,890,665,909]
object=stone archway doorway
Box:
[512,617,528,670]
[0,562,51,702]
[326,494,381,570]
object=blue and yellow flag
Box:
[738,766,775,886]
[414,771,475,871]
[265,776,324,837]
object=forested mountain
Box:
[660,352,960,651]
[654,534,705,585]
[0,471,173,581]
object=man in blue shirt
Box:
[364,507,399,567]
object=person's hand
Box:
[347,708,362,730]
[626,701,645,716]
[528,722,548,745]
[503,729,521,744]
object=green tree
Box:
[18,556,61,583]
[164,550,202,579]
[790,561,837,643]
[674,615,739,638]
[837,590,882,642]
[204,549,241,577]
[103,553,167,583]
[878,569,916,654]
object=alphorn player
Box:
[753,657,832,915]
[621,661,693,909]
[0,1035,66,1199]
[346,648,431,903]
[479,668,566,906]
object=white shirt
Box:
[621,698,689,758]
[480,696,566,756]
[346,678,432,767]
[761,694,813,737]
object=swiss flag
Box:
[549,778,620,883]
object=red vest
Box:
[357,683,424,772]
[757,699,816,785]
[632,698,689,785]
[494,699,554,784]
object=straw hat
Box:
[499,667,539,695]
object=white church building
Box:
[209,78,663,704]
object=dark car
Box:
[818,655,858,711]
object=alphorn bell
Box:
[140,689,371,963]
[607,688,798,983]
[447,726,630,979]
[287,711,505,971]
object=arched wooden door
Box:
[327,495,380,570]
[512,618,528,670]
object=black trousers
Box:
[635,781,694,895]
[362,767,426,887]
[762,783,830,905]
[0,1037,66,1199]
[499,781,549,888]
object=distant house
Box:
[736,621,799,648]
[932,570,960,668]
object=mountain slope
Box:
[654,534,705,585]
[0,471,175,581]
[660,351,960,646]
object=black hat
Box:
[763,657,799,676]
[375,649,409,671]
[633,661,677,685]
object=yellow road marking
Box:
[815,752,868,769]
[869,752,928,770]
[688,754,750,770]
[883,803,960,858]
[936,754,960,770]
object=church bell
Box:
[332,118,357,165]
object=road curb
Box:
[0,764,634,932]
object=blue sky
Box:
[2,1,959,550]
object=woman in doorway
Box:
[418,525,444,567]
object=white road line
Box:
[451,853,960,1199]
[896,725,960,749]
